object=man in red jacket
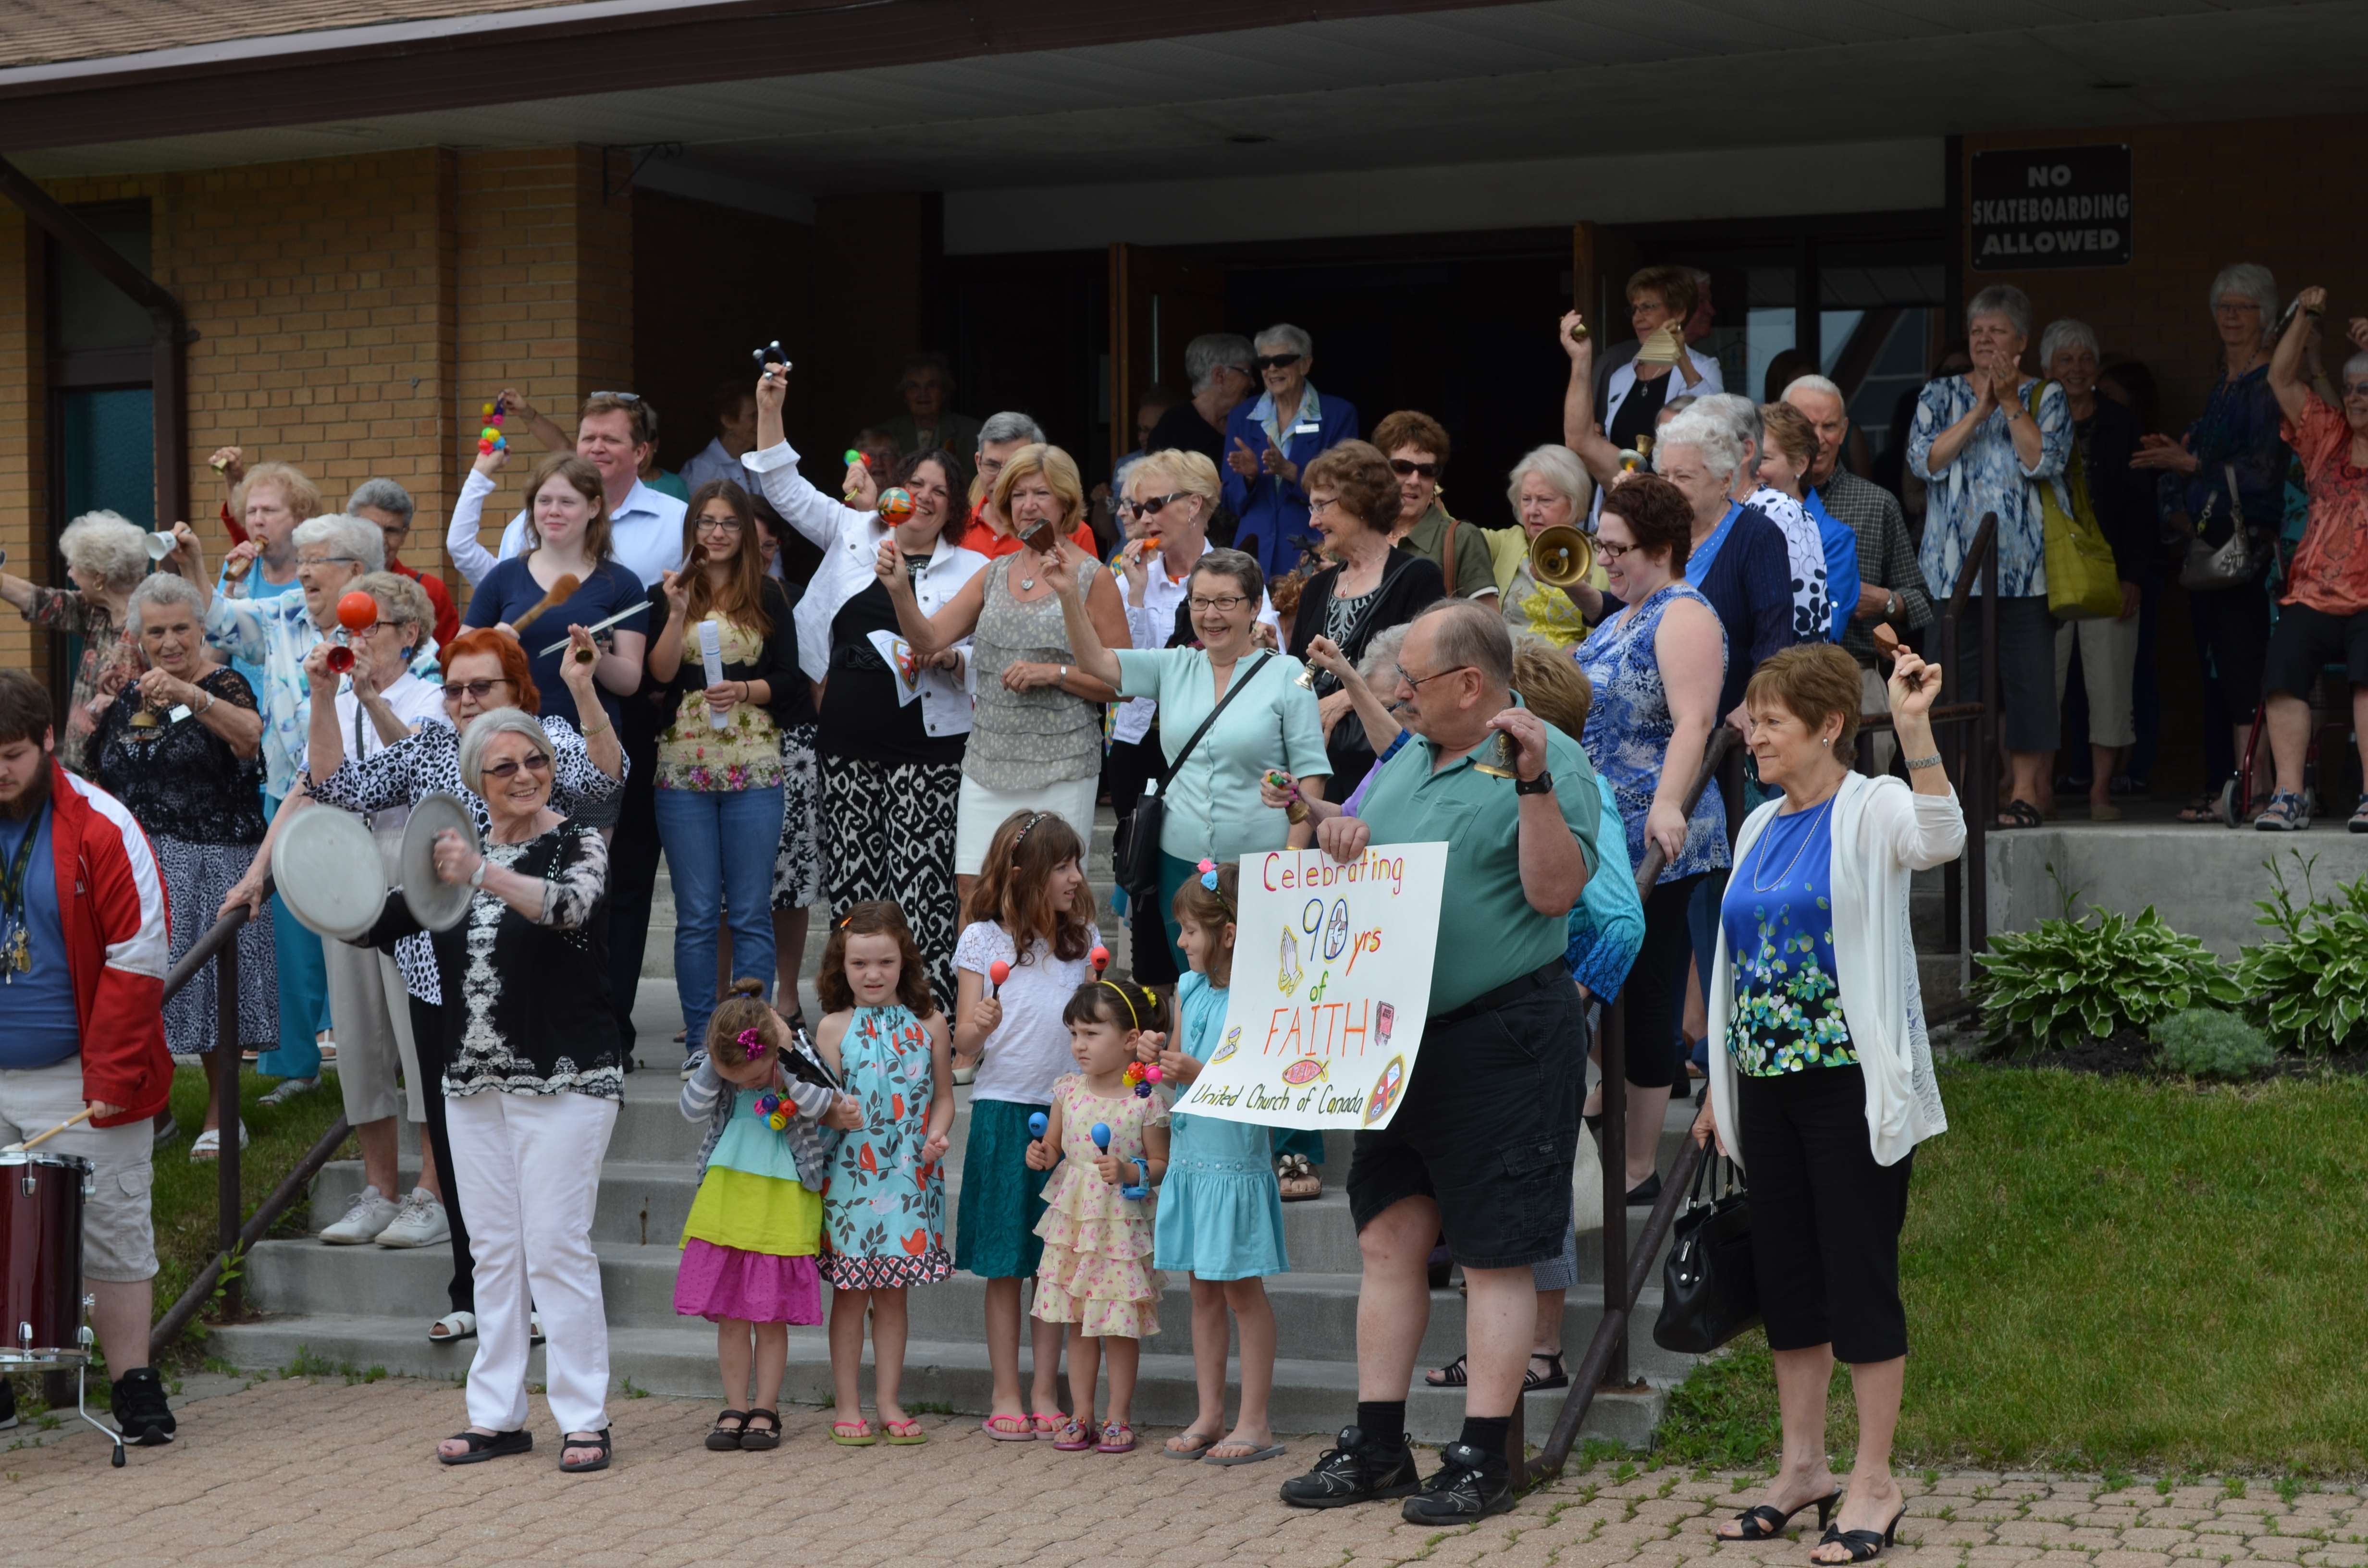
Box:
[0,669,178,1444]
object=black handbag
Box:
[1113,653,1274,896]
[1653,1152,1761,1354]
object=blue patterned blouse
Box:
[1720,796,1855,1076]
[1575,581,1729,881]
[1906,375,2072,599]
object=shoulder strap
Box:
[1157,653,1275,789]
[1441,516,1458,597]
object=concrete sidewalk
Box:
[5,1375,2365,1567]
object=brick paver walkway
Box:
[4,1377,2363,1567]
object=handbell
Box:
[1528,524,1594,588]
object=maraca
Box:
[841,448,870,502]
[1091,1122,1112,1154]
[877,486,915,525]
[988,959,1010,998]
[478,395,507,456]
[1028,1111,1048,1140]
[1089,944,1111,975]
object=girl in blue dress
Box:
[1145,859,1291,1464]
[814,901,955,1446]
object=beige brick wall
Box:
[0,195,44,679]
[1962,113,2368,433]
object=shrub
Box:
[2234,853,2368,1056]
[2153,1007,2276,1081]
[1973,875,2240,1056]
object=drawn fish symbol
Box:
[1280,1057,1329,1086]
[1211,1026,1241,1065]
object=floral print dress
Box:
[819,1004,953,1290]
[655,615,784,792]
[1719,795,1857,1075]
[1032,1073,1165,1339]
[22,587,143,777]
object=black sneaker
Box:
[1402,1441,1517,1523]
[109,1366,176,1446]
[0,1376,16,1432]
[1279,1426,1421,1509]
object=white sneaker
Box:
[321,1185,400,1244]
[375,1188,451,1249]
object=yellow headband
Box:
[1098,979,1140,1029]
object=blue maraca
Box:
[1028,1111,1048,1140]
[1090,1121,1111,1153]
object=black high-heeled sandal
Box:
[1815,1506,1907,1562]
[1722,1488,1840,1541]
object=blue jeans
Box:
[654,784,783,1054]
[258,791,327,1080]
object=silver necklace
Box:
[1747,793,1836,894]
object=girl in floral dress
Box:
[1024,975,1170,1455]
[813,902,955,1446]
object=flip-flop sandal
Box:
[428,1311,477,1344]
[1030,1411,1063,1436]
[557,1429,611,1473]
[831,1419,877,1446]
[980,1413,1036,1442]
[740,1409,783,1451]
[1424,1353,1469,1387]
[1049,1418,1096,1452]
[437,1427,531,1465]
[1164,1430,1219,1460]
[882,1417,926,1445]
[1205,1441,1288,1467]
[1096,1421,1136,1454]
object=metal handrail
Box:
[146,877,358,1360]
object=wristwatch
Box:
[1515,771,1554,797]
[1884,593,1899,620]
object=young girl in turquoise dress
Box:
[1147,859,1290,1463]
[1024,974,1170,1455]
[813,901,955,1446]
[677,981,860,1452]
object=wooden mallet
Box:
[506,573,581,637]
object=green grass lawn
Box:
[1653,1061,2368,1475]
[150,1064,353,1335]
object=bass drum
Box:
[0,1150,94,1365]
[270,805,387,941]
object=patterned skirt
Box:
[770,721,825,912]
[676,1165,824,1324]
[157,835,278,1059]
[818,750,963,1014]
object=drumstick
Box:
[4,1106,96,1153]
[506,573,581,636]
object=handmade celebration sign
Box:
[1179,841,1445,1132]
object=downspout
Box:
[0,152,194,529]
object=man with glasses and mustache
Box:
[2259,286,2368,832]
[1223,323,1362,581]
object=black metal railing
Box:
[1523,521,1997,1482]
[147,879,352,1362]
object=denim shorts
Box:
[1344,977,1585,1271]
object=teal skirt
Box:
[954,1097,1053,1279]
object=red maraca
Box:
[1090,945,1111,975]
[987,958,1010,998]
[337,591,378,632]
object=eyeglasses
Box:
[296,555,360,569]
[1389,459,1440,479]
[1122,492,1186,519]
[1596,540,1634,562]
[442,679,515,703]
[1307,495,1341,515]
[1249,354,1302,373]
[2344,380,2368,398]
[481,753,553,781]
[1398,664,1473,691]
[1187,595,1249,613]
[695,516,745,534]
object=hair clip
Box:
[1197,858,1219,891]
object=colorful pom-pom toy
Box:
[477,395,507,456]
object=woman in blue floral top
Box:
[644,480,807,1055]
[1698,642,1965,1567]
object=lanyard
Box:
[0,802,43,936]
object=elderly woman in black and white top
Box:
[736,357,989,1009]
[417,708,620,1475]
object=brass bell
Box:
[1528,525,1595,588]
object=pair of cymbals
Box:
[271,793,479,939]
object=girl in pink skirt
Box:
[677,980,860,1451]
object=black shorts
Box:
[1344,968,1584,1271]
[2261,601,2368,701]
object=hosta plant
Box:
[2234,852,2368,1056]
[1973,881,2240,1056]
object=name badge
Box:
[1291,422,1321,436]
[168,705,194,724]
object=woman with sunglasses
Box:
[1374,410,1497,603]
[1222,323,1363,581]
[738,359,989,1014]
[644,480,804,1055]
[267,626,623,1348]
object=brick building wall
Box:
[0,198,46,677]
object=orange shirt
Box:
[959,515,1098,560]
[2281,394,2368,617]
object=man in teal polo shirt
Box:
[1281,600,1598,1523]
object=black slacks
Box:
[406,993,472,1315]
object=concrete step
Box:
[201,1314,1669,1447]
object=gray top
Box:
[964,553,1106,790]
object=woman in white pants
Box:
[417,708,623,1472]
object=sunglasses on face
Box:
[1250,354,1302,373]
[481,753,552,781]
[1122,492,1186,519]
[442,679,514,703]
[1390,459,1440,479]
[2344,381,2368,398]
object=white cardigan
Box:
[740,439,986,736]
[1707,772,1965,1169]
